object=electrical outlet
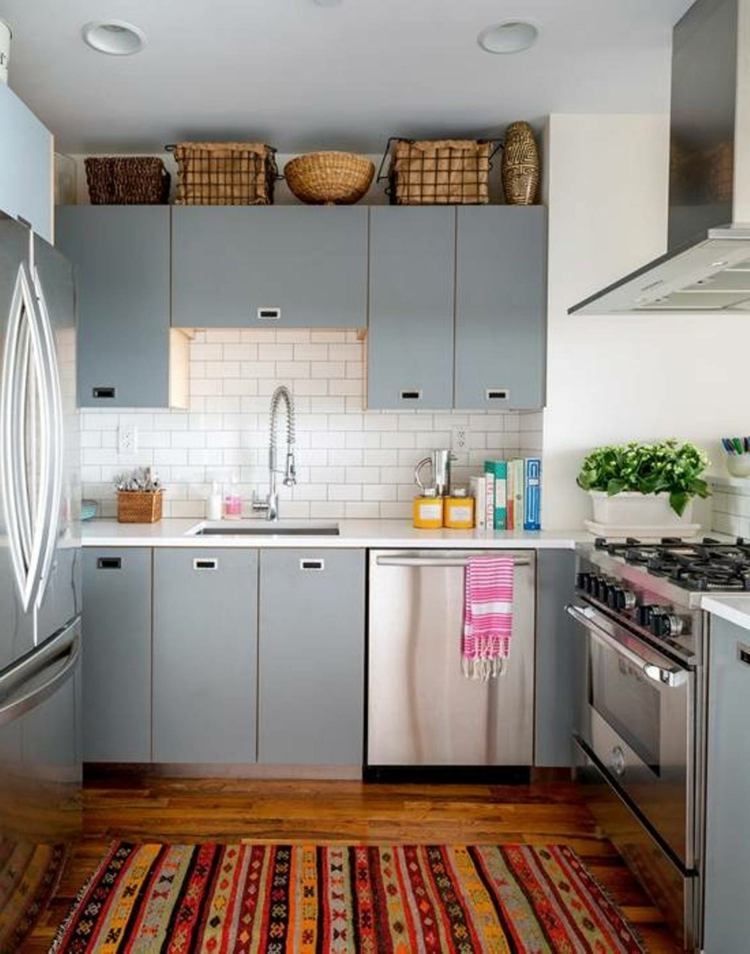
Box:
[118,424,138,455]
[451,427,468,453]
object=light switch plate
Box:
[118,424,138,455]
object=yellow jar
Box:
[444,490,475,529]
[413,491,444,529]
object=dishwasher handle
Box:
[375,555,532,568]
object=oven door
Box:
[566,602,695,869]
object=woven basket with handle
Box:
[381,139,496,205]
[117,490,163,524]
[284,152,375,205]
[171,141,278,205]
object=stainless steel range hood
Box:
[570,0,750,315]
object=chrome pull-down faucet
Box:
[252,385,296,521]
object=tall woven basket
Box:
[170,142,278,205]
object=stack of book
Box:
[469,459,542,531]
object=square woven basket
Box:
[384,139,494,205]
[117,490,163,524]
[85,157,171,205]
[171,141,278,205]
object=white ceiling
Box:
[1,0,693,153]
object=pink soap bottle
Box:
[224,474,242,520]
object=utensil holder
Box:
[117,490,164,523]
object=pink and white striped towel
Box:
[462,556,515,680]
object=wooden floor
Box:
[24,773,681,952]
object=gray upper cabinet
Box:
[367,207,455,409]
[258,549,365,765]
[56,206,171,408]
[82,549,152,762]
[454,206,547,410]
[171,207,367,328]
[152,548,258,763]
[0,85,52,243]
[703,616,750,953]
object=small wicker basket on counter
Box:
[169,141,278,205]
[380,138,498,205]
[117,490,164,524]
[85,157,171,205]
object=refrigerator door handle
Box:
[0,257,64,619]
[31,263,65,613]
[0,620,80,728]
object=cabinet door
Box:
[171,207,367,327]
[153,549,258,763]
[367,207,455,409]
[703,617,750,952]
[258,549,365,765]
[455,206,547,410]
[0,86,52,242]
[534,550,583,767]
[82,549,152,762]
[55,206,171,408]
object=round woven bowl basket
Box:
[284,151,375,205]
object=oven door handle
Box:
[565,603,688,688]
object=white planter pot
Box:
[589,490,696,531]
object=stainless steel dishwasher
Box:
[367,549,536,772]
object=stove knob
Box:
[619,588,637,611]
[576,572,591,592]
[652,613,685,639]
[596,577,610,601]
[607,586,622,609]
[637,604,657,627]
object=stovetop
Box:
[593,536,750,593]
[574,536,750,666]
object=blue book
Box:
[523,458,541,531]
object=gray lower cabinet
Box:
[82,549,152,762]
[533,550,582,766]
[171,207,368,328]
[703,616,750,952]
[454,206,547,410]
[55,206,171,408]
[367,207,455,409]
[258,549,365,765]
[152,549,259,763]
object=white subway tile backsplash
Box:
[81,329,543,519]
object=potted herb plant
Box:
[576,440,709,531]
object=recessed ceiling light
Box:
[82,20,146,56]
[478,20,539,55]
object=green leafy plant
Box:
[576,440,710,516]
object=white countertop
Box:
[81,518,590,550]
[702,595,750,631]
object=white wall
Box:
[543,113,750,530]
[81,328,542,520]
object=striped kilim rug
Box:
[0,839,66,952]
[53,842,645,953]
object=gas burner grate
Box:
[593,536,750,591]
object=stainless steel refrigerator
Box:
[0,214,81,948]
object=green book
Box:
[490,460,508,530]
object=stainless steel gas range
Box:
[569,536,750,952]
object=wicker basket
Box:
[170,141,278,205]
[85,157,170,205]
[117,490,163,524]
[380,139,496,205]
[284,152,375,205]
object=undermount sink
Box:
[187,520,340,537]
